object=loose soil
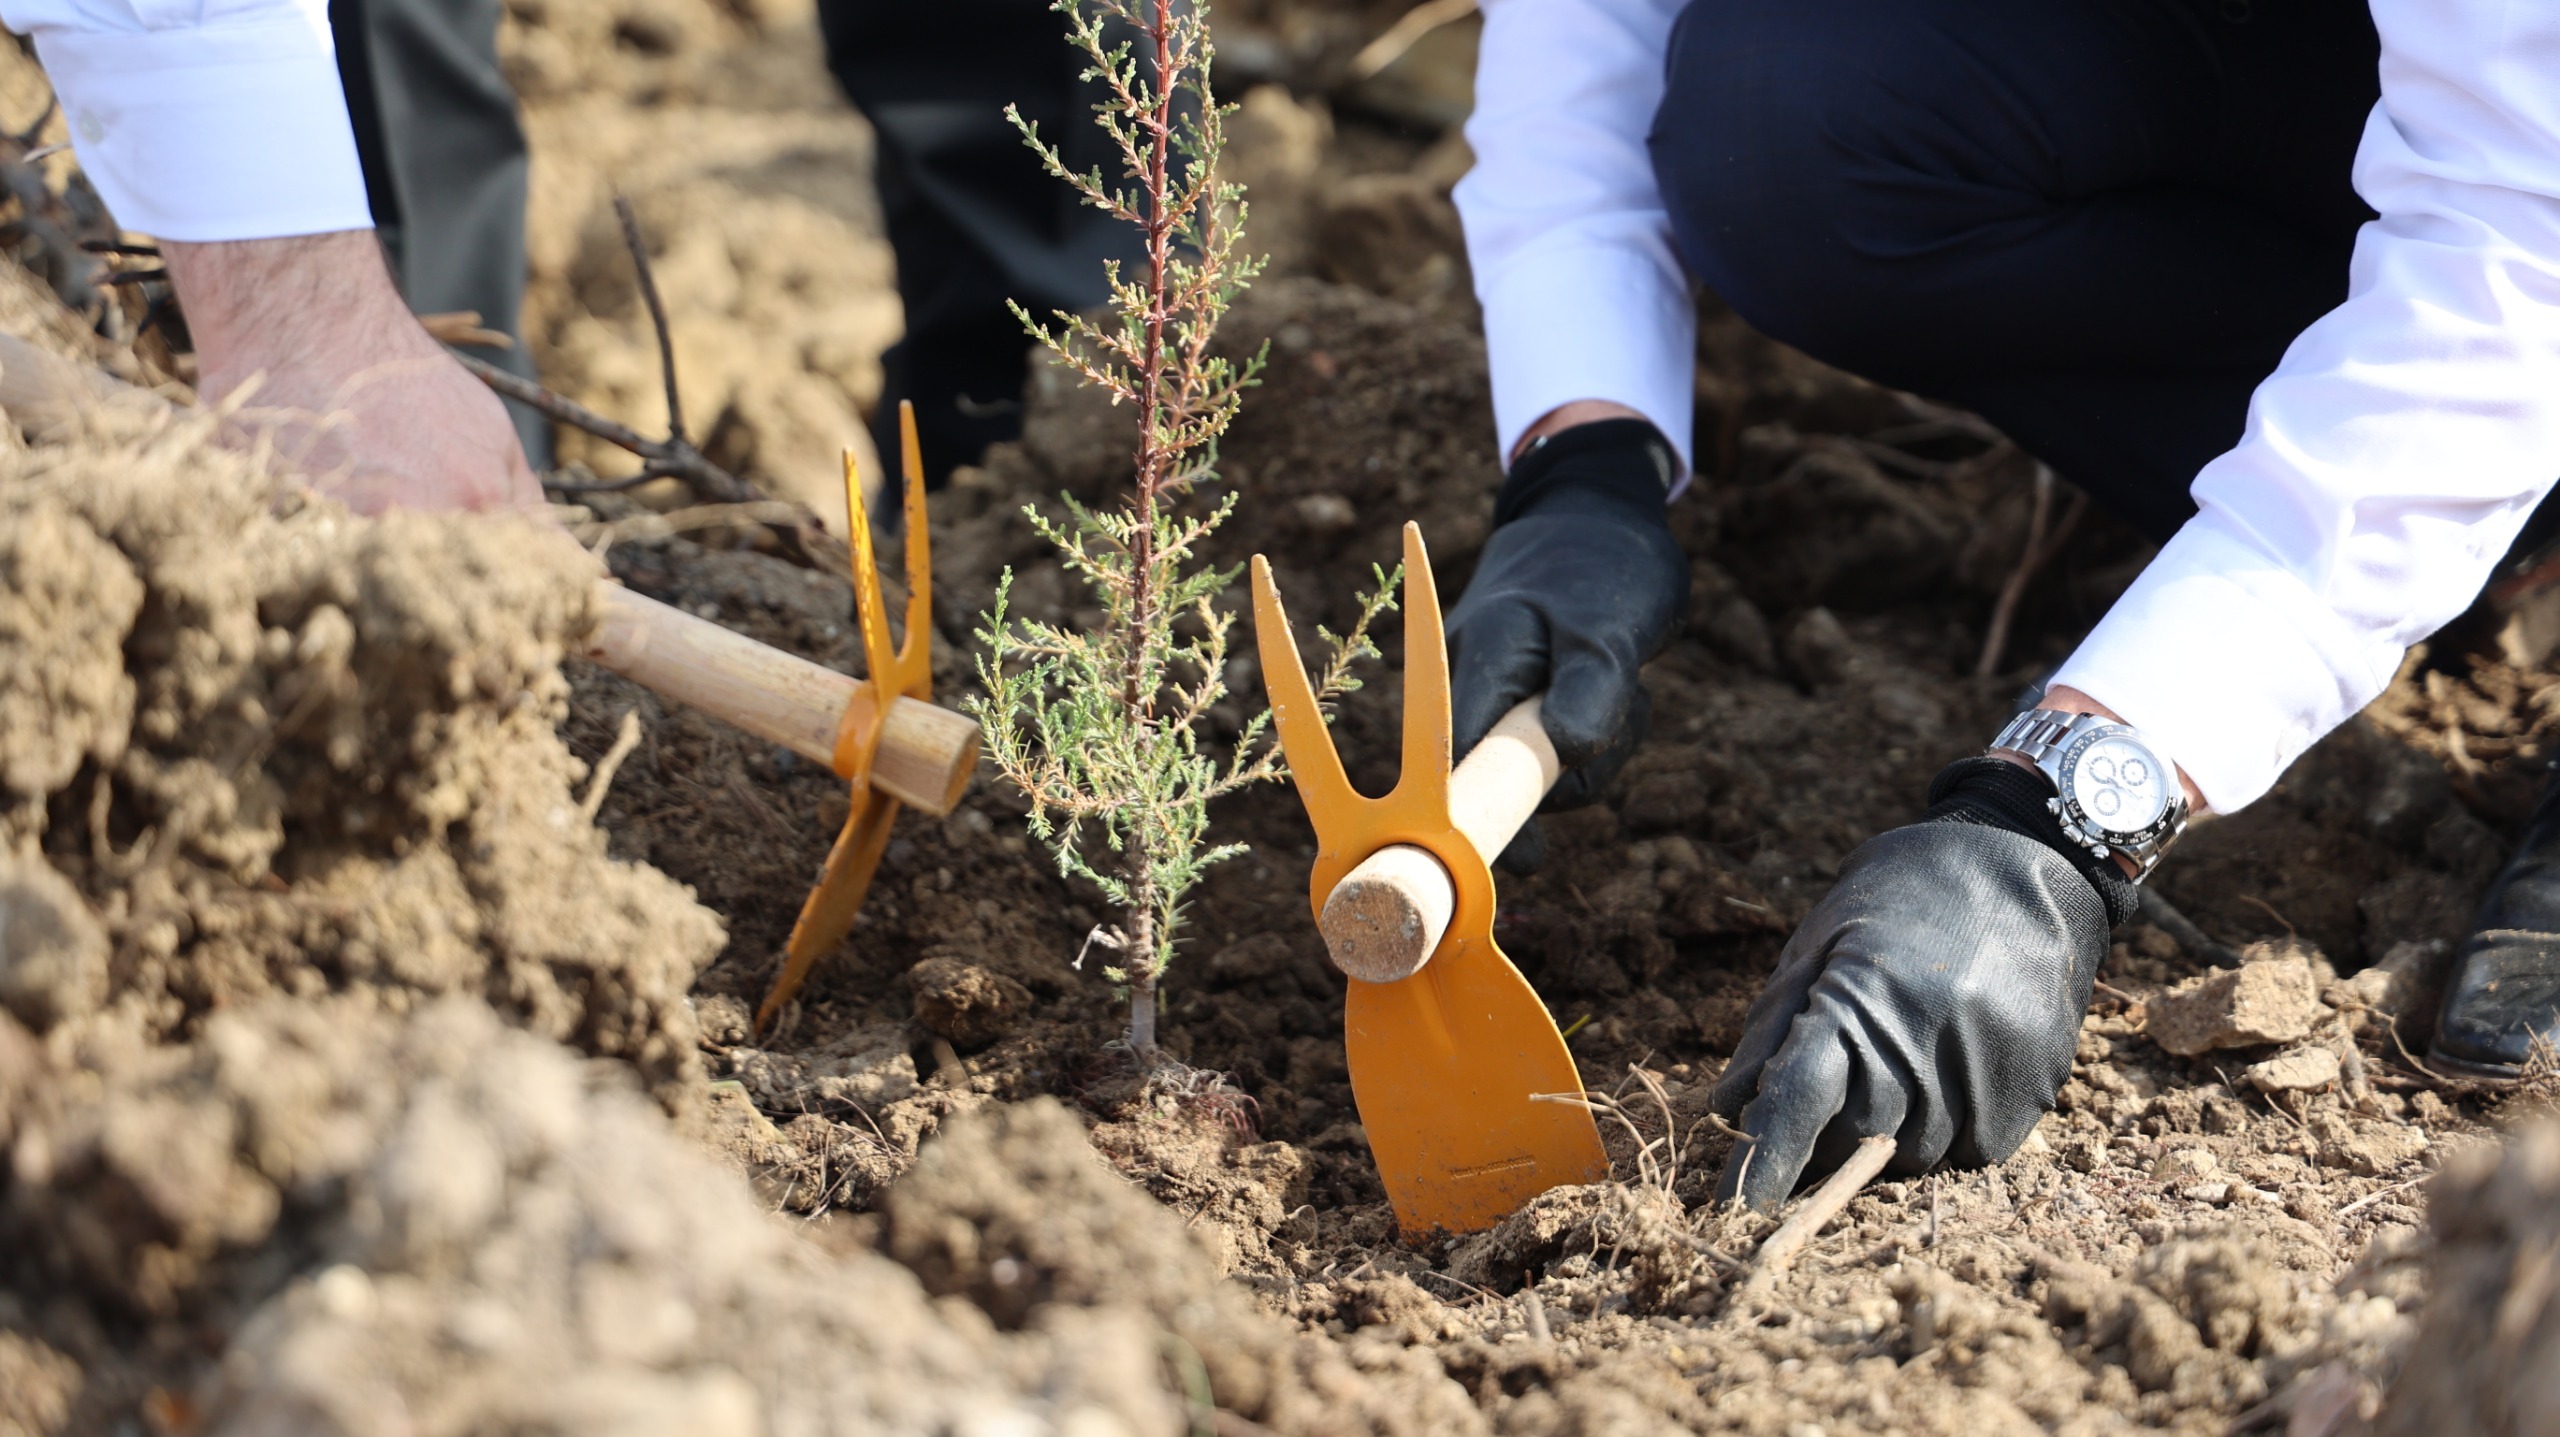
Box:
[4,0,2559,1433]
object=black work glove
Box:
[1710,758,2141,1210]
[1447,418,1689,872]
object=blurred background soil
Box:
[6,0,2560,1433]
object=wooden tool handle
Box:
[585,587,979,815]
[1319,696,1560,983]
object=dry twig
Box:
[2334,1173,2431,1221]
[1739,1134,1896,1298]
[1349,0,1477,77]
[453,195,845,570]
[456,354,751,503]
[1975,463,2091,677]
[577,709,645,825]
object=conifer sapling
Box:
[972,0,1394,1056]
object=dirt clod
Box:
[2145,956,2323,1056]
[2245,1046,2344,1094]
[907,955,1034,1048]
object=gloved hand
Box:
[1710,758,2140,1209]
[1447,418,1689,871]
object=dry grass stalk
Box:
[1738,1133,1896,1298]
[577,709,645,824]
[1533,1064,1696,1197]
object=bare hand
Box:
[162,230,543,516]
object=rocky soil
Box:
[4,0,2560,1433]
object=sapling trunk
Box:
[970,0,1394,1058]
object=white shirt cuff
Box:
[35,21,372,241]
[2049,520,2400,814]
[1476,236,1697,472]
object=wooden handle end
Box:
[1312,696,1561,983]
[877,698,981,816]
[1320,845,1456,983]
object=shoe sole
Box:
[2422,1046,2524,1084]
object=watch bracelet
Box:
[1991,707,2184,875]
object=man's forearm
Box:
[158,229,543,515]
[162,230,426,403]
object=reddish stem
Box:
[1116,0,1181,1055]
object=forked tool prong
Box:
[758,401,944,1033]
[1392,525,1453,819]
[1249,556,1359,821]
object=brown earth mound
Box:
[0,300,719,1101]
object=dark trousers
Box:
[331,0,550,465]
[819,0,1134,484]
[1651,0,2380,542]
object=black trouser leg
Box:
[818,0,1135,485]
[331,0,550,466]
[1650,0,2379,542]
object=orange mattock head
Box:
[1250,522,1608,1235]
[757,400,940,1034]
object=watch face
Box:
[2066,733,2171,836]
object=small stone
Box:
[2244,1046,2342,1093]
[2144,958,2321,1055]
[2151,1147,2221,1186]
[907,957,1033,1048]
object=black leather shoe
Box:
[2433,764,2560,1078]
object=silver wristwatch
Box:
[1989,708,2189,881]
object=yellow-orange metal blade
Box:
[847,449,897,698]
[1393,524,1452,812]
[757,790,902,1032]
[761,407,943,1030]
[1254,522,1606,1235]
[896,401,932,687]
[1250,555,1358,822]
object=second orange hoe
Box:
[1251,523,1608,1236]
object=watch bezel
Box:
[2049,722,2184,860]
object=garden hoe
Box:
[1251,522,1608,1236]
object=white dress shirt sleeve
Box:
[1455,0,1696,470]
[0,0,371,241]
[2051,0,2560,815]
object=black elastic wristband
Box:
[1924,756,2142,928]
[1494,418,1679,529]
